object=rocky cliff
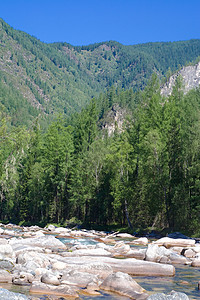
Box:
[161,61,200,96]
[101,104,128,136]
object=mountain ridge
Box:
[1,18,200,126]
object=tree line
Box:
[0,75,200,234]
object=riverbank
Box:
[0,223,200,299]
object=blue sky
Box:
[1,0,200,46]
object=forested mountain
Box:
[0,18,200,234]
[0,18,200,126]
[1,75,200,234]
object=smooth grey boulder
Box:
[191,259,200,267]
[0,244,13,258]
[116,233,135,239]
[46,224,55,231]
[30,281,78,297]
[41,272,61,286]
[0,270,12,283]
[10,235,66,249]
[101,271,148,299]
[122,248,146,260]
[130,237,149,246]
[0,288,29,300]
[153,237,195,248]
[60,261,113,279]
[16,251,50,268]
[147,290,189,300]
[65,248,111,257]
[0,259,14,271]
[12,272,34,286]
[169,253,187,264]
[58,256,175,277]
[61,270,99,287]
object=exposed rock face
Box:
[101,104,127,136]
[161,61,200,96]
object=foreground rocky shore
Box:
[0,224,199,299]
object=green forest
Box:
[1,75,200,235]
[1,18,200,127]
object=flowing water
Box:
[1,231,200,299]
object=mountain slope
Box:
[0,18,200,126]
[161,61,200,96]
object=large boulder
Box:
[168,253,188,264]
[191,259,200,267]
[130,237,149,246]
[101,272,148,299]
[16,251,50,268]
[61,270,99,287]
[116,233,135,239]
[0,259,14,271]
[0,244,13,258]
[0,270,12,283]
[41,272,61,286]
[111,241,131,257]
[153,237,195,248]
[145,244,188,264]
[64,248,111,257]
[62,262,113,279]
[9,235,66,250]
[30,281,78,298]
[122,248,146,260]
[61,256,175,277]
[12,272,34,286]
[147,290,189,300]
[0,288,29,300]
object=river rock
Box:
[46,224,55,231]
[52,261,67,270]
[0,288,29,300]
[130,237,149,246]
[145,244,171,262]
[170,247,184,255]
[116,233,135,239]
[23,260,40,272]
[30,281,78,297]
[10,235,66,249]
[53,259,113,279]
[41,272,61,285]
[0,244,13,258]
[111,241,131,256]
[147,290,189,300]
[182,248,196,258]
[122,248,146,260]
[191,259,200,267]
[0,270,12,283]
[65,248,111,257]
[85,281,100,295]
[11,244,44,256]
[153,237,195,248]
[168,253,188,264]
[62,256,175,277]
[0,259,14,271]
[12,272,34,286]
[98,237,116,244]
[101,271,148,299]
[16,251,50,268]
[61,270,99,287]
